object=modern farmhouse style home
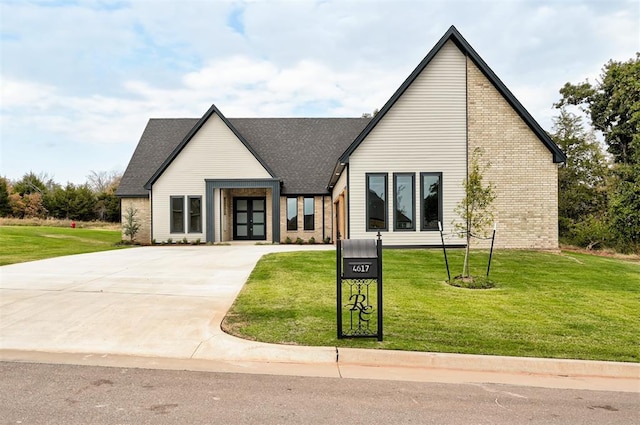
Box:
[117,26,565,249]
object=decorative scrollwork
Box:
[343,278,376,336]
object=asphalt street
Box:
[2,362,638,425]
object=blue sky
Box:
[1,0,638,185]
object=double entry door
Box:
[233,197,266,240]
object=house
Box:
[116,26,565,249]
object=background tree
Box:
[0,177,11,217]
[23,193,47,218]
[551,109,610,248]
[555,54,639,164]
[8,193,25,218]
[91,171,121,222]
[555,54,639,252]
[13,172,47,196]
[453,147,496,279]
[608,157,640,251]
[45,183,97,221]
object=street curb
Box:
[337,347,640,379]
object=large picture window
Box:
[394,173,415,231]
[170,196,184,233]
[188,196,202,233]
[287,197,298,231]
[420,172,442,231]
[366,173,387,231]
[303,197,314,230]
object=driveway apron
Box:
[0,245,335,361]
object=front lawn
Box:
[0,226,126,266]
[223,249,640,362]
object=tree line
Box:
[552,53,639,253]
[0,170,121,223]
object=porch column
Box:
[271,183,280,243]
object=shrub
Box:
[323,237,331,244]
[284,236,292,244]
[167,238,172,244]
[308,236,316,244]
[122,206,141,243]
[295,237,304,245]
[182,237,188,244]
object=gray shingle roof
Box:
[116,116,370,197]
[231,118,370,194]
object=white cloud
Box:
[1,0,638,184]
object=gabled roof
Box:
[116,114,370,197]
[116,118,199,197]
[143,104,276,190]
[231,118,370,194]
[336,25,566,168]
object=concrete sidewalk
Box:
[1,246,638,393]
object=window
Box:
[287,197,298,231]
[366,173,387,231]
[170,196,184,233]
[394,173,415,230]
[421,172,442,231]
[303,197,314,230]
[188,196,202,233]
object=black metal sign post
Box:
[337,233,383,341]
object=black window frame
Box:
[170,196,185,234]
[188,196,202,233]
[420,172,443,231]
[393,173,415,231]
[366,173,388,231]
[303,197,314,231]
[286,197,298,231]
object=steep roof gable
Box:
[116,118,199,197]
[337,25,566,166]
[116,116,370,197]
[143,104,276,190]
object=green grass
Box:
[223,249,640,362]
[0,225,127,266]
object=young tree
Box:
[453,148,496,279]
[122,206,141,243]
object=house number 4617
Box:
[352,264,370,273]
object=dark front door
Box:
[233,197,266,240]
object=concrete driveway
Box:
[1,245,638,392]
[0,245,336,364]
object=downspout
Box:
[322,194,326,242]
[149,189,153,244]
